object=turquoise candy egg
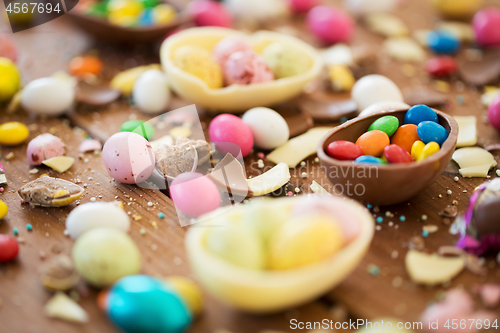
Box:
[404,105,438,125]
[427,30,460,54]
[416,121,449,146]
[107,275,192,333]
[367,115,399,136]
[354,155,382,165]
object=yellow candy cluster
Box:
[204,199,345,271]
[261,42,311,79]
[411,140,440,161]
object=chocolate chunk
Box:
[296,95,358,122]
[208,153,251,197]
[404,86,448,106]
[76,81,121,106]
[459,53,500,86]
[155,137,211,178]
[17,177,84,207]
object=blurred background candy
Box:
[472,8,500,47]
[0,57,20,102]
[0,35,18,62]
[306,6,354,44]
[431,0,482,19]
[27,134,65,165]
[189,0,233,27]
[173,45,223,89]
[343,0,397,16]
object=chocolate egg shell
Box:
[458,178,500,254]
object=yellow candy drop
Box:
[204,218,265,270]
[173,45,223,89]
[328,64,355,92]
[110,64,161,95]
[268,214,344,270]
[108,12,138,27]
[431,0,481,19]
[418,141,440,161]
[153,4,176,25]
[411,140,425,161]
[0,200,8,220]
[242,198,289,246]
[107,0,143,15]
[0,57,21,102]
[0,121,29,146]
[165,276,203,317]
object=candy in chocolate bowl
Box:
[457,178,500,255]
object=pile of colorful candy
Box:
[326,105,450,164]
[173,35,311,89]
[77,0,177,27]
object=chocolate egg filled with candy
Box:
[105,275,192,333]
[457,178,500,255]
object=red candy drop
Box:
[0,234,19,263]
[425,56,457,77]
[326,140,362,160]
[384,144,413,164]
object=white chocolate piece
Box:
[45,292,88,324]
[459,164,494,178]
[42,156,75,173]
[405,250,465,285]
[266,127,333,168]
[454,116,477,147]
[247,163,291,196]
[384,37,426,62]
[438,21,475,42]
[452,148,497,173]
[365,13,409,37]
[322,44,354,66]
[310,180,331,196]
[358,101,410,118]
[482,88,500,106]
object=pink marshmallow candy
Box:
[306,5,354,44]
[213,36,252,66]
[26,133,65,165]
[223,51,274,86]
[209,114,254,158]
[170,172,220,218]
[473,8,500,47]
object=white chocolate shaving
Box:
[452,147,497,177]
[321,44,354,66]
[365,13,409,37]
[247,163,290,196]
[384,37,426,62]
[310,181,331,196]
[45,292,88,323]
[267,127,333,168]
[42,156,75,173]
[405,250,465,285]
[454,116,477,147]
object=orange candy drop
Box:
[356,130,390,157]
[391,124,420,153]
[68,55,104,77]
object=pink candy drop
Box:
[306,6,354,44]
[170,172,220,218]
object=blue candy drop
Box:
[404,104,438,125]
[417,121,449,146]
[427,30,460,55]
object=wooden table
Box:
[1,0,500,332]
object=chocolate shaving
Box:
[439,205,458,218]
[76,81,121,106]
[404,86,448,106]
[438,245,466,257]
[17,177,84,207]
[208,153,251,197]
[155,137,210,179]
[459,54,500,86]
[296,95,358,122]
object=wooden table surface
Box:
[1,0,500,332]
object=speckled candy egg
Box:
[27,133,65,165]
[170,172,220,218]
[66,202,130,239]
[102,132,155,184]
[306,6,354,44]
[173,45,223,89]
[261,42,311,79]
[209,114,254,157]
[343,0,397,16]
[351,75,403,111]
[132,69,171,114]
[241,107,289,150]
[473,8,500,47]
[188,0,233,27]
[105,275,192,333]
[72,227,141,287]
[21,77,75,116]
[223,51,274,85]
[213,36,252,65]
